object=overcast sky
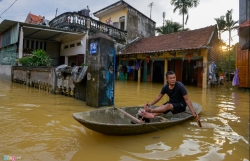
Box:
[0,0,239,45]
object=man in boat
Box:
[141,71,200,122]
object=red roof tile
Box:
[27,13,43,24]
[239,20,250,28]
[120,25,216,55]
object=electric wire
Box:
[0,0,17,18]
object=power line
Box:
[0,0,17,18]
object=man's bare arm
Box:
[149,93,164,106]
[183,95,200,120]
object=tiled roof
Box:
[119,25,216,55]
[239,20,250,28]
[28,13,42,24]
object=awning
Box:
[241,39,250,50]
[0,20,86,43]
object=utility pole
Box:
[148,2,154,19]
[55,8,58,18]
[163,12,165,26]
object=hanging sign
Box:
[90,42,97,54]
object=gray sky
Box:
[0,0,239,45]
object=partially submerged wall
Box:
[0,65,12,81]
[12,66,87,101]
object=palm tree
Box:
[214,16,226,60]
[155,20,183,35]
[214,16,226,40]
[224,9,238,51]
[223,9,238,81]
[170,0,200,30]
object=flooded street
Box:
[0,79,249,161]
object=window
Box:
[40,42,43,49]
[31,40,34,49]
[26,40,29,48]
[70,44,75,48]
[36,41,38,49]
[119,16,125,30]
[64,45,69,49]
[76,42,81,46]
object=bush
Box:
[18,49,52,66]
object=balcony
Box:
[49,12,127,43]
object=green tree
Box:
[224,9,238,51]
[215,16,226,61]
[214,16,226,40]
[223,9,238,80]
[155,20,183,35]
[170,0,200,30]
[217,44,236,75]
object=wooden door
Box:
[76,54,84,66]
[236,47,249,87]
[175,59,182,82]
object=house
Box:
[93,0,156,43]
[24,13,49,26]
[237,0,250,88]
[0,20,86,80]
[117,25,220,89]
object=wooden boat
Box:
[72,102,202,135]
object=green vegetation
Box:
[18,49,52,66]
[155,20,184,35]
[215,9,238,79]
[170,0,200,30]
[81,63,88,66]
[217,46,236,74]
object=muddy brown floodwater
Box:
[0,79,249,161]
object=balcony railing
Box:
[49,12,127,43]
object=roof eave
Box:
[118,47,209,55]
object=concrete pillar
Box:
[18,27,23,59]
[65,56,68,65]
[164,59,168,84]
[86,33,115,107]
[202,50,208,88]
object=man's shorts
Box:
[163,102,186,114]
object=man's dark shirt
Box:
[160,81,187,105]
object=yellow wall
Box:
[119,49,209,88]
[99,8,127,24]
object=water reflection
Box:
[0,79,249,161]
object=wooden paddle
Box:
[113,106,143,124]
[184,112,202,128]
[197,118,202,128]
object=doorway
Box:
[152,61,164,83]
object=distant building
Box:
[24,13,49,26]
[237,0,250,88]
[93,0,156,43]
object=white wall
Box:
[60,37,86,57]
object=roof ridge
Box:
[143,25,216,40]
